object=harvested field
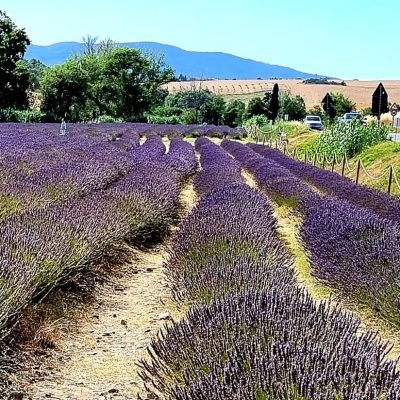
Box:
[165,79,400,109]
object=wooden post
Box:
[304,150,307,163]
[355,159,361,184]
[313,152,317,166]
[388,165,394,195]
[331,152,336,172]
[341,153,346,176]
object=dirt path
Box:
[27,247,180,400]
[240,167,400,363]
[15,179,197,400]
[274,202,400,363]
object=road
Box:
[388,133,400,142]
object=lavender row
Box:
[224,140,400,327]
[221,139,320,212]
[0,125,140,186]
[301,197,400,326]
[141,290,400,399]
[163,137,198,180]
[193,137,243,195]
[249,144,400,225]
[0,137,197,337]
[166,137,292,301]
[141,138,400,398]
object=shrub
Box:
[316,120,389,157]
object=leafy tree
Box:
[361,106,372,116]
[307,105,324,117]
[0,11,31,109]
[204,95,225,125]
[165,88,225,125]
[244,97,266,120]
[40,59,89,121]
[331,92,355,117]
[223,100,245,127]
[19,59,48,91]
[40,46,174,121]
[90,47,174,120]
[279,93,306,120]
[262,91,272,109]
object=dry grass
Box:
[238,166,400,363]
[165,79,400,109]
[2,179,198,400]
[272,200,400,363]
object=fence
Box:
[248,125,400,196]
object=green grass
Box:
[345,141,400,195]
[289,133,319,157]
[358,140,400,167]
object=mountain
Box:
[26,41,320,80]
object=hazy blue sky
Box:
[2,0,398,79]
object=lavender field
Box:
[1,124,400,399]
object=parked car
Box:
[340,112,363,123]
[304,115,323,130]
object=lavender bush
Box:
[249,144,400,225]
[141,289,400,399]
[0,130,197,338]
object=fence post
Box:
[304,150,307,163]
[283,144,287,155]
[331,152,336,172]
[313,152,317,166]
[355,159,361,184]
[341,152,346,176]
[388,165,394,195]
[275,139,278,149]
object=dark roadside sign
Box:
[390,103,398,117]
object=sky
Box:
[1,0,398,80]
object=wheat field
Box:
[164,79,400,110]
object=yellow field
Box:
[164,79,400,110]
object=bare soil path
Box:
[10,178,197,400]
[27,246,180,400]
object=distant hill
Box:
[26,41,322,80]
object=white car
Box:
[304,115,323,130]
[340,112,363,123]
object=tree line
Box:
[0,10,357,126]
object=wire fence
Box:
[248,125,400,196]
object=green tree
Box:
[331,92,355,117]
[0,11,31,109]
[40,59,89,121]
[279,93,306,120]
[204,95,225,125]
[244,97,266,120]
[19,59,48,91]
[307,105,324,117]
[40,46,174,121]
[223,100,245,127]
[165,88,225,124]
